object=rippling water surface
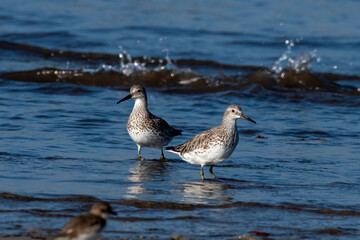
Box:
[1,0,360,239]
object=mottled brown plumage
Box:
[166,105,256,180]
[53,202,116,240]
[117,85,182,159]
[172,124,238,154]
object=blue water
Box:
[1,0,360,239]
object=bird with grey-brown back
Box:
[52,202,116,240]
[166,105,256,181]
[117,85,182,160]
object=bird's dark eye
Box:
[232,110,235,112]
[137,90,141,92]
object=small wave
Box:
[1,192,359,217]
[33,83,97,95]
[1,31,75,40]
[2,66,359,97]
[284,130,331,137]
[1,40,360,100]
[0,192,99,202]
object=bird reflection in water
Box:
[125,158,171,198]
[178,181,233,204]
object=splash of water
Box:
[84,46,181,76]
[154,48,176,71]
[271,39,320,74]
[118,46,137,76]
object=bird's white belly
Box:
[54,233,98,240]
[181,144,236,166]
[76,233,99,240]
[128,128,170,148]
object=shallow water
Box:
[1,0,360,239]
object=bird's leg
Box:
[200,166,205,181]
[137,145,142,159]
[160,148,165,160]
[209,165,216,179]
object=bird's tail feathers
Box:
[173,129,182,137]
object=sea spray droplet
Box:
[272,40,319,75]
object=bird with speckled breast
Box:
[166,104,256,181]
[117,85,182,160]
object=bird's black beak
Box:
[116,94,132,104]
[241,113,256,124]
[110,210,117,215]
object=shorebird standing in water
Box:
[117,85,182,160]
[53,202,116,240]
[166,105,256,181]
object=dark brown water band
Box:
[1,192,359,217]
